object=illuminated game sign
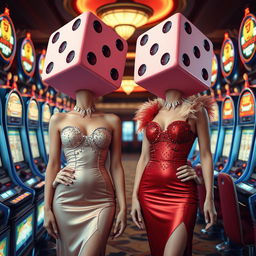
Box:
[211,54,218,87]
[239,8,256,67]
[222,98,234,119]
[16,213,33,254]
[0,8,16,68]
[36,50,46,87]
[21,34,35,76]
[221,34,235,77]
[7,93,22,118]
[28,99,39,121]
[239,91,255,117]
[38,52,45,77]
[43,103,51,123]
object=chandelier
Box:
[96,0,153,40]
[121,77,139,94]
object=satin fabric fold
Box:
[139,121,198,256]
[52,126,115,256]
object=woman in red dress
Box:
[131,89,217,256]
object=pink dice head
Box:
[134,13,213,98]
[42,12,128,98]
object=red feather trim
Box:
[134,95,215,132]
[134,99,161,131]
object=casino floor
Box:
[36,153,235,256]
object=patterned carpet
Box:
[105,154,223,256]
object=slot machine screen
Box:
[28,99,38,121]
[222,129,233,157]
[15,213,34,254]
[210,130,218,154]
[7,93,22,118]
[238,129,253,161]
[43,104,51,123]
[43,131,49,154]
[0,233,9,256]
[15,212,33,254]
[29,130,40,158]
[8,129,24,163]
[122,121,134,142]
[37,201,44,230]
[53,107,60,114]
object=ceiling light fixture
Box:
[96,0,153,40]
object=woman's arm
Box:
[132,134,150,199]
[196,108,217,229]
[108,114,126,238]
[131,131,150,229]
[43,113,62,239]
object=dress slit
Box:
[164,222,188,255]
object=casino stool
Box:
[218,173,256,255]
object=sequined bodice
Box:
[60,126,112,169]
[146,121,196,161]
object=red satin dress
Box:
[138,120,198,256]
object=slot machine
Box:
[23,93,47,177]
[213,92,239,177]
[52,102,67,167]
[22,96,47,238]
[0,8,36,256]
[225,84,256,183]
[192,99,221,166]
[15,32,46,239]
[189,53,222,164]
[220,33,242,84]
[234,8,256,218]
[238,8,256,72]
[1,90,48,254]
[38,98,52,164]
[34,49,46,92]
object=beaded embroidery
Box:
[60,126,112,151]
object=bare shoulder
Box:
[103,113,121,128]
[196,107,209,124]
[49,112,67,128]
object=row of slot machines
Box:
[0,87,66,255]
[188,79,256,224]
[0,7,70,255]
[189,6,256,229]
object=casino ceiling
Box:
[1,0,255,106]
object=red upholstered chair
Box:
[218,173,255,254]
